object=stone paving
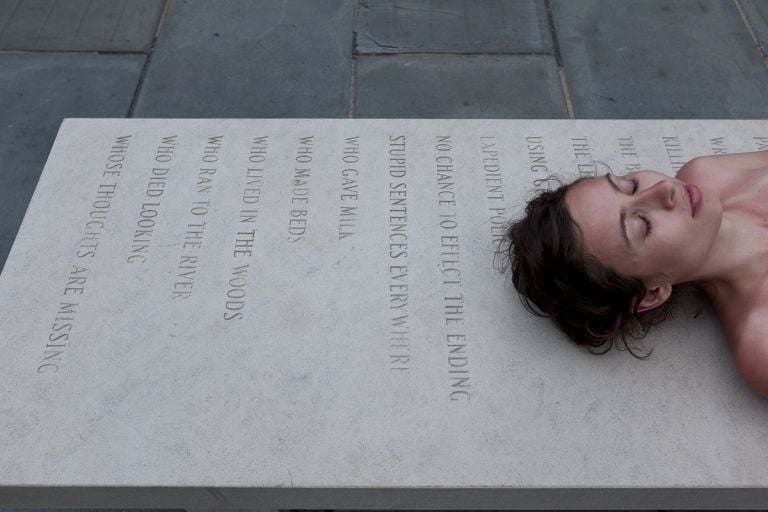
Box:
[0,0,767,510]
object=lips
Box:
[686,184,701,217]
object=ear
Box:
[635,283,673,313]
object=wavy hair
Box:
[501,178,678,359]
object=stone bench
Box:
[1,119,767,510]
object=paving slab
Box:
[0,0,165,51]
[0,53,145,274]
[551,0,768,118]
[132,0,353,118]
[1,119,768,510]
[356,0,551,54]
[354,55,566,118]
[740,0,768,57]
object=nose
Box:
[638,179,676,210]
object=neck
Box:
[689,210,768,300]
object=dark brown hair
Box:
[502,178,675,359]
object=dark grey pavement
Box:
[1,0,768,509]
[132,0,354,117]
[354,53,566,117]
[355,0,553,53]
[0,0,164,51]
[552,0,768,117]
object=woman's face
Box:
[564,170,722,285]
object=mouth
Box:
[685,184,701,217]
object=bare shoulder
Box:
[733,318,768,399]
[676,150,768,187]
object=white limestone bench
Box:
[1,119,767,510]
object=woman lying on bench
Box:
[506,150,768,398]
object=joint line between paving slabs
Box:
[348,0,359,118]
[153,0,171,41]
[733,0,768,69]
[348,58,357,118]
[558,68,575,119]
[127,0,171,117]
[544,0,574,119]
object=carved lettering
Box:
[662,136,686,169]
[434,136,471,401]
[710,137,728,155]
[618,136,642,172]
[525,136,548,174]
[388,135,410,374]
[480,136,507,251]
[338,136,360,240]
[287,136,314,243]
[572,136,596,178]
[223,264,250,320]
[40,134,133,374]
[171,136,222,299]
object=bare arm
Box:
[736,340,768,399]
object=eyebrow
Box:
[604,174,631,248]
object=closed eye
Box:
[640,214,652,237]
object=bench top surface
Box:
[1,118,767,489]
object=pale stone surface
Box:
[1,119,768,509]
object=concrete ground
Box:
[0,0,767,510]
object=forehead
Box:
[564,176,625,258]
[565,176,613,222]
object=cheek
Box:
[650,230,685,259]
